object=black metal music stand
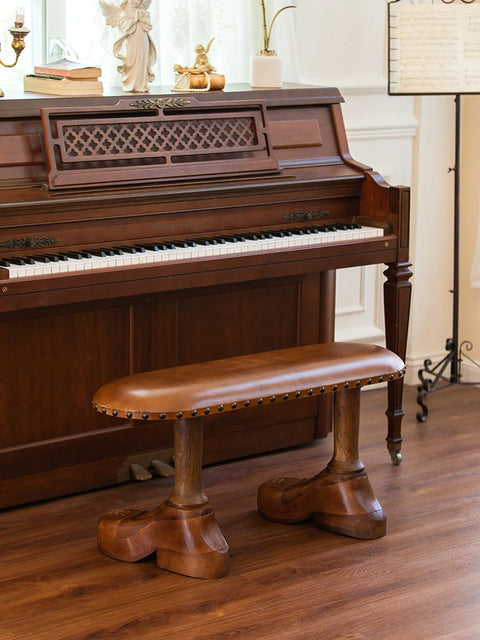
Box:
[387,0,480,422]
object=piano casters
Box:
[97,417,229,579]
[417,339,480,422]
[258,388,386,540]
[0,10,30,98]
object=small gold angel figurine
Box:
[99,0,157,93]
[172,38,225,92]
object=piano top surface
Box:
[0,84,344,117]
[0,84,369,216]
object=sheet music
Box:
[389,3,480,94]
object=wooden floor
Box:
[0,384,479,640]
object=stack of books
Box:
[24,59,103,96]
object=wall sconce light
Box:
[0,8,30,98]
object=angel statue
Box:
[173,38,216,75]
[99,0,157,92]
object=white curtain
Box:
[59,0,298,89]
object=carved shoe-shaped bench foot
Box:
[98,499,229,579]
[257,468,386,540]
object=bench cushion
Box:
[93,342,405,421]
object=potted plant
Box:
[251,0,296,88]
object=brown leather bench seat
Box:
[93,342,405,579]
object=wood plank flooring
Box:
[0,384,479,640]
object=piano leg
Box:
[383,262,413,464]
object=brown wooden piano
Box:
[0,85,411,509]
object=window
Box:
[0,1,297,95]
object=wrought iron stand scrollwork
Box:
[416,93,480,422]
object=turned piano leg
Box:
[97,417,229,579]
[384,261,412,465]
[257,388,386,540]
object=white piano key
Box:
[0,225,384,279]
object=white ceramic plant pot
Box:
[250,55,283,88]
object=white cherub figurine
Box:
[99,0,157,92]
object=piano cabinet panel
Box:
[0,272,332,508]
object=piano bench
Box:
[92,342,405,579]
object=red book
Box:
[33,59,101,79]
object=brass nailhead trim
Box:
[94,368,409,421]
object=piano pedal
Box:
[129,463,152,482]
[151,459,175,477]
[117,449,175,483]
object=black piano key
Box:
[88,249,108,257]
[170,241,193,249]
[137,243,160,251]
[223,235,244,243]
[113,246,138,254]
[132,246,147,253]
[60,251,85,260]
[27,254,51,263]
[0,259,12,267]
[241,233,262,241]
[99,247,123,256]
[189,238,217,246]
[4,257,26,265]
[42,254,64,262]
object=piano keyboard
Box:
[0,224,384,279]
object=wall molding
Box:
[346,121,418,142]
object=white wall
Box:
[460,96,480,382]
[295,0,456,386]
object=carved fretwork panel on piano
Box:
[0,86,411,507]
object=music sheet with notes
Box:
[389,1,480,94]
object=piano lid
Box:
[41,96,281,190]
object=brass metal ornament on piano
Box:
[0,86,411,508]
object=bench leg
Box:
[97,417,229,579]
[257,388,386,539]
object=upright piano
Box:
[0,86,411,509]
